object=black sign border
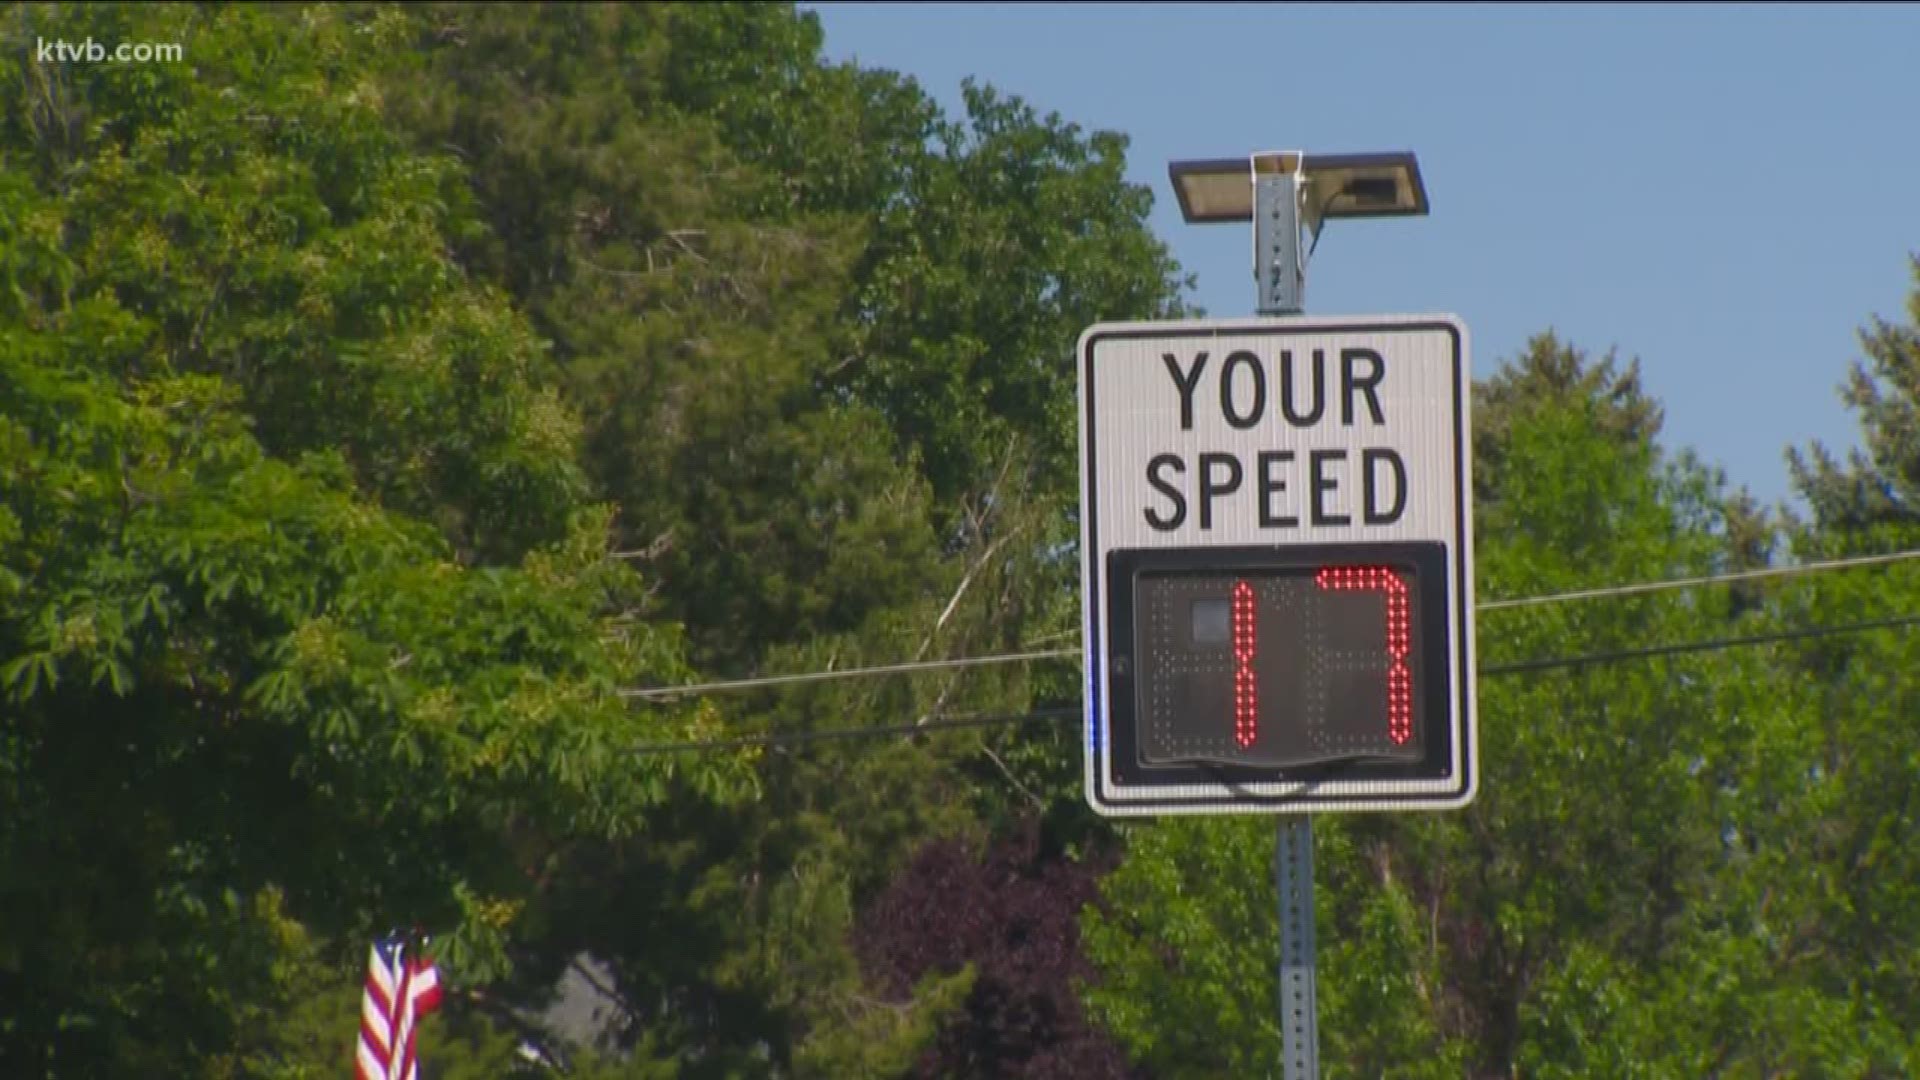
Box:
[1108,542,1452,792]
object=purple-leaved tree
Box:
[855,820,1143,1079]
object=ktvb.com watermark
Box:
[36,36,184,64]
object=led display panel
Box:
[1136,564,1423,768]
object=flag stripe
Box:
[354,937,443,1080]
[361,992,393,1050]
[355,1036,386,1080]
[366,944,397,1000]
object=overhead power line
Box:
[619,549,1920,701]
[1478,613,1920,675]
[628,707,1081,754]
[629,613,1920,754]
[1475,548,1920,611]
[618,649,1080,702]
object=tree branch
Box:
[980,742,1045,811]
[914,531,1014,662]
[609,529,675,562]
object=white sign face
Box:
[1078,316,1475,815]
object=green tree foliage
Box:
[1791,256,1920,538]
[1751,254,1920,1072]
[351,4,1187,1073]
[0,4,748,1073]
[381,2,936,674]
[5,2,585,565]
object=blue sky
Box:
[806,2,1919,512]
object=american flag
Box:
[356,935,444,1080]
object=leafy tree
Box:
[0,4,748,1073]
[1749,254,1920,1072]
[365,4,1186,1072]
[0,316,744,1072]
[1790,256,1920,538]
[5,2,586,565]
[380,1,934,675]
[853,820,1135,1079]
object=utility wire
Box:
[619,549,1920,701]
[629,612,1920,754]
[1478,613,1920,675]
[629,707,1080,754]
[618,649,1080,702]
[1476,548,1920,611]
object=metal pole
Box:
[1254,158,1306,316]
[1277,817,1318,1079]
[1254,157,1318,1079]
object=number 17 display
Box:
[1101,541,1457,798]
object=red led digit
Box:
[1232,579,1257,748]
[1314,566,1413,745]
